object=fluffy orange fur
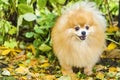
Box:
[51,2,106,75]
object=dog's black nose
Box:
[81,31,86,35]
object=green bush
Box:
[0,0,119,58]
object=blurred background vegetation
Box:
[0,0,119,60]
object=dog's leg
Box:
[84,65,93,75]
[61,63,73,75]
[61,63,77,80]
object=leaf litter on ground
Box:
[0,44,120,80]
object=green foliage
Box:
[39,43,52,52]
[18,4,34,14]
[4,38,18,48]
[23,13,37,22]
[0,0,120,79]
[37,0,47,9]
[0,76,16,80]
[0,20,17,44]
[0,0,119,58]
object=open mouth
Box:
[78,36,86,40]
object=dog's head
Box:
[62,8,95,41]
[57,2,106,41]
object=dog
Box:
[51,1,106,75]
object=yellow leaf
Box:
[27,45,36,54]
[18,64,26,67]
[30,73,40,78]
[40,63,50,68]
[14,49,22,53]
[94,65,105,71]
[19,76,27,80]
[106,26,119,33]
[43,75,56,80]
[0,46,8,50]
[109,67,117,72]
[96,72,105,79]
[87,77,93,80]
[11,51,17,56]
[15,66,29,75]
[107,42,117,51]
[117,67,120,71]
[2,49,11,55]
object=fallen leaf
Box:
[27,45,36,54]
[12,54,26,63]
[0,46,8,49]
[11,51,17,56]
[58,75,71,80]
[107,71,116,78]
[13,49,22,53]
[117,67,120,71]
[87,77,93,80]
[105,49,120,58]
[96,72,105,79]
[106,26,119,33]
[2,49,11,55]
[2,69,11,76]
[15,66,29,75]
[29,73,40,78]
[40,63,50,68]
[18,76,27,80]
[39,55,48,63]
[107,42,117,51]
[43,75,56,80]
[94,65,105,71]
[116,72,120,78]
[109,67,117,72]
[28,58,38,66]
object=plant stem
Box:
[106,37,120,45]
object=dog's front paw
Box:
[84,67,93,75]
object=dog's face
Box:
[74,24,94,40]
[64,9,95,41]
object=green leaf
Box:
[37,0,47,9]
[4,21,11,33]
[49,0,57,8]
[0,76,16,80]
[34,25,44,34]
[57,0,66,4]
[17,15,23,36]
[25,32,34,38]
[39,43,51,52]
[17,15,23,27]
[1,0,9,5]
[23,13,37,22]
[33,39,42,47]
[0,36,4,44]
[4,39,18,48]
[27,52,33,59]
[58,75,71,80]
[18,4,34,14]
[8,27,17,35]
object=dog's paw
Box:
[84,67,93,75]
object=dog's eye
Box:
[85,26,89,30]
[75,26,80,31]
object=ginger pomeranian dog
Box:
[51,2,106,75]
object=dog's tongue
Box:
[79,36,86,40]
